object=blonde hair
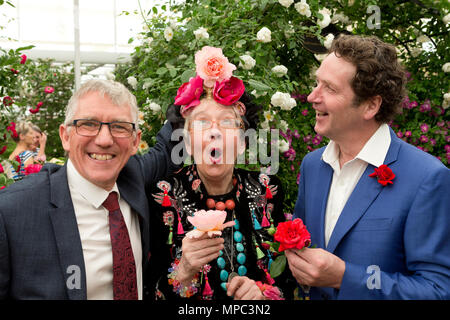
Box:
[13,121,34,142]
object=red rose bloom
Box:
[3,96,13,106]
[213,76,245,106]
[20,54,27,64]
[24,164,42,175]
[274,218,311,252]
[174,75,204,115]
[369,164,395,186]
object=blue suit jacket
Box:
[0,123,178,299]
[293,128,450,299]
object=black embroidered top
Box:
[146,164,297,300]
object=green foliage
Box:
[114,0,449,212]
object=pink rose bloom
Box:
[44,86,54,94]
[186,210,235,238]
[213,76,245,106]
[174,75,204,115]
[195,46,236,87]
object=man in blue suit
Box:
[0,79,179,299]
[287,34,450,299]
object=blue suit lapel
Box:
[47,164,87,300]
[310,160,333,250]
[325,128,401,254]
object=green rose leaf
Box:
[269,254,286,278]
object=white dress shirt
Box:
[322,124,391,247]
[67,160,142,300]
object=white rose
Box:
[256,27,272,43]
[239,54,256,70]
[271,92,287,107]
[281,96,297,111]
[127,76,138,90]
[164,26,173,42]
[295,0,311,17]
[193,27,209,40]
[271,92,296,110]
[443,93,450,109]
[279,139,290,153]
[318,8,331,28]
[278,0,293,8]
[324,33,334,49]
[332,13,350,25]
[444,92,450,101]
[271,65,288,77]
[264,111,275,122]
[149,102,162,114]
[442,62,450,73]
[443,13,450,25]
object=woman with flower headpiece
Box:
[146,46,297,300]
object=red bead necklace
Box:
[206,198,235,211]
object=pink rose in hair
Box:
[195,46,236,87]
[213,76,245,106]
[174,75,204,115]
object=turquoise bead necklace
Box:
[217,215,247,291]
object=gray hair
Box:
[64,79,139,131]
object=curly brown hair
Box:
[330,34,407,123]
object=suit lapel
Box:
[326,129,401,254]
[311,160,333,250]
[47,164,87,300]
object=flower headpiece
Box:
[174,46,246,117]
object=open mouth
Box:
[88,153,114,161]
[316,111,329,117]
[209,148,222,164]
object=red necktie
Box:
[103,192,138,300]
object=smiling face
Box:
[186,99,245,184]
[308,52,368,143]
[59,91,141,190]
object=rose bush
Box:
[115,0,449,211]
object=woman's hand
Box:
[176,234,224,285]
[226,276,265,300]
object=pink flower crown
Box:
[174,46,246,117]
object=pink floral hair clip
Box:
[174,46,246,117]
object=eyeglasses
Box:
[71,119,135,138]
[189,119,244,131]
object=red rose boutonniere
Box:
[369,164,395,186]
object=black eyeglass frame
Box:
[71,119,136,138]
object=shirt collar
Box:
[67,159,120,209]
[321,123,391,168]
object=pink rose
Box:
[213,76,245,106]
[186,210,235,238]
[195,46,236,87]
[174,75,204,115]
[44,86,54,94]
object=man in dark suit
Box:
[0,79,179,299]
[287,34,450,299]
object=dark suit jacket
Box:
[0,122,178,299]
[294,128,450,299]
